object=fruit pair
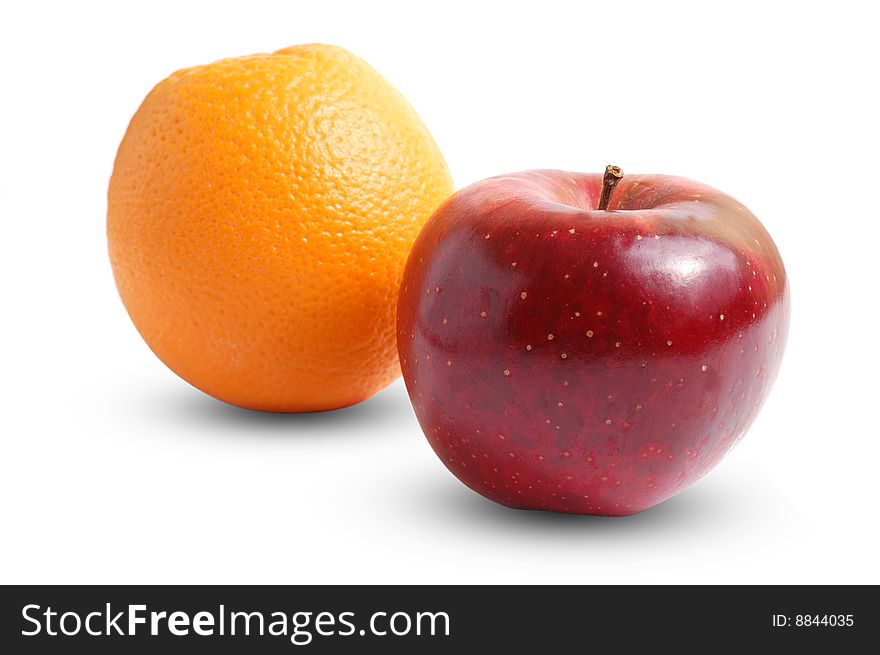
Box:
[109,45,788,515]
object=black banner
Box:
[1,585,875,652]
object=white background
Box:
[2,0,878,584]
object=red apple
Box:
[397,167,789,516]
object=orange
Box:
[108,44,453,412]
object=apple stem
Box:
[598,165,624,211]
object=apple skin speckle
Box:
[397,170,790,516]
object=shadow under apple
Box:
[399,454,801,539]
